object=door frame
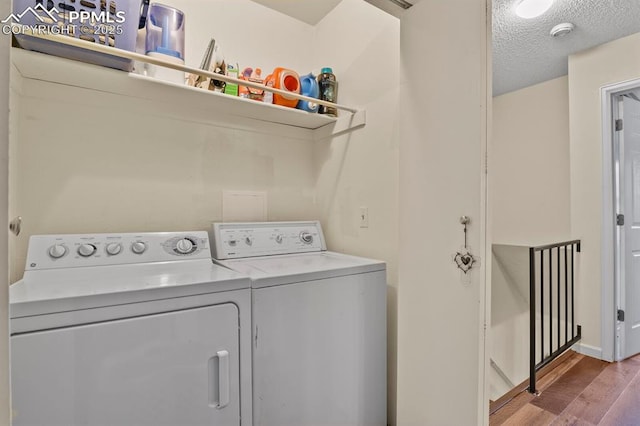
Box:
[1,1,11,418]
[601,78,640,362]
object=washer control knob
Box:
[300,232,313,244]
[105,243,122,256]
[78,243,97,257]
[275,234,283,244]
[245,237,253,246]
[131,241,147,254]
[175,238,194,254]
[48,244,67,259]
[228,240,237,246]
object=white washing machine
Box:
[10,231,252,426]
[210,221,387,426]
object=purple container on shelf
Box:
[144,3,184,60]
[144,3,185,84]
[11,0,141,71]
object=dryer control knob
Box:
[131,241,147,254]
[300,232,313,244]
[245,237,253,246]
[78,244,97,257]
[105,243,122,256]
[175,238,194,254]
[275,234,284,244]
[48,244,67,259]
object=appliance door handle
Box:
[209,350,230,409]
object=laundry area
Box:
[0,0,490,424]
[1,0,638,423]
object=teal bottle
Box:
[317,67,338,117]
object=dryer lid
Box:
[10,259,250,319]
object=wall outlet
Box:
[359,206,369,228]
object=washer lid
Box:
[216,251,386,288]
[10,259,250,319]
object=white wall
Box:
[490,76,572,399]
[569,32,640,355]
[8,63,22,291]
[10,83,318,282]
[490,32,640,368]
[176,0,315,74]
[490,251,529,398]
[0,0,11,418]
[492,76,572,246]
[396,0,489,424]
[9,0,320,282]
[311,1,400,423]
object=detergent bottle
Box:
[265,67,300,108]
[296,73,319,113]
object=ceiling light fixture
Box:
[515,0,554,19]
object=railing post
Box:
[571,244,575,339]
[529,247,537,394]
[565,246,569,345]
[557,247,561,352]
[540,249,544,363]
[552,248,553,360]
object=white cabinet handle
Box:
[217,350,230,409]
[209,350,230,409]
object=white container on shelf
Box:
[145,52,185,84]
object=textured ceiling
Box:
[249,0,342,25]
[249,0,640,96]
[493,0,640,96]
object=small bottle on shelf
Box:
[317,67,338,117]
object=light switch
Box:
[359,206,369,228]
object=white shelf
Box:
[10,48,366,133]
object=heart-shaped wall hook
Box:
[454,215,477,274]
[454,250,476,274]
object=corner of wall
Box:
[312,2,400,424]
[0,0,12,417]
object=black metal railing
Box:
[529,240,582,394]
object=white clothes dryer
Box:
[10,231,252,426]
[210,221,387,426]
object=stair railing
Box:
[529,240,582,394]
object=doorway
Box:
[603,79,640,362]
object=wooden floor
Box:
[490,351,640,425]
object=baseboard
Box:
[572,343,603,360]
